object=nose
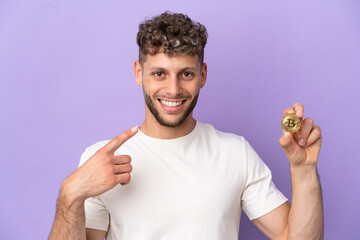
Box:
[166,74,181,97]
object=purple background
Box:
[1,0,359,239]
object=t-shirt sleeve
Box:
[240,139,288,220]
[78,147,110,231]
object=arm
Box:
[49,127,138,240]
[253,102,323,240]
[287,165,323,239]
[49,181,107,240]
[48,183,87,240]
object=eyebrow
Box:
[148,67,166,72]
[180,67,198,72]
[148,67,198,72]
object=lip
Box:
[158,99,187,113]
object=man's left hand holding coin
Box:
[278,102,324,239]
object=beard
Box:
[143,88,199,128]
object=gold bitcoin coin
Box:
[281,114,301,133]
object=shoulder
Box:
[86,140,111,152]
[198,121,247,146]
[197,122,253,156]
[78,132,140,167]
[78,140,110,167]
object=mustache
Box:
[154,94,192,100]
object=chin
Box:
[143,88,199,128]
[156,114,189,128]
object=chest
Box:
[103,145,244,221]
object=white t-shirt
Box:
[79,121,287,239]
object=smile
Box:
[159,99,186,107]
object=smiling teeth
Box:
[160,100,183,107]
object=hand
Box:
[61,126,138,201]
[279,103,322,167]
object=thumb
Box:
[279,131,294,155]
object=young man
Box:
[49,12,323,239]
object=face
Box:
[134,53,207,128]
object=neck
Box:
[139,114,196,139]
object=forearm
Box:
[288,166,324,240]
[49,183,87,240]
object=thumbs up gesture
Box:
[61,126,138,202]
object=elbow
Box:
[288,229,324,240]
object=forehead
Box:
[143,53,201,71]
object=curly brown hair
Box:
[136,11,208,65]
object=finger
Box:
[105,126,138,154]
[283,107,295,116]
[117,173,131,185]
[297,118,313,146]
[114,164,132,174]
[113,155,132,165]
[304,125,322,147]
[293,102,304,119]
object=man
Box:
[49,12,323,239]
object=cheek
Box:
[186,81,201,94]
[143,84,162,98]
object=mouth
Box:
[158,98,187,112]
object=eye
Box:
[182,72,193,77]
[154,72,163,77]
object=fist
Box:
[279,103,322,167]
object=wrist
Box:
[290,165,320,188]
[59,179,87,209]
[290,165,318,180]
[290,164,318,175]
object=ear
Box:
[134,60,143,87]
[200,63,207,88]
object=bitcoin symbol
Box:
[281,114,301,133]
[287,119,295,128]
